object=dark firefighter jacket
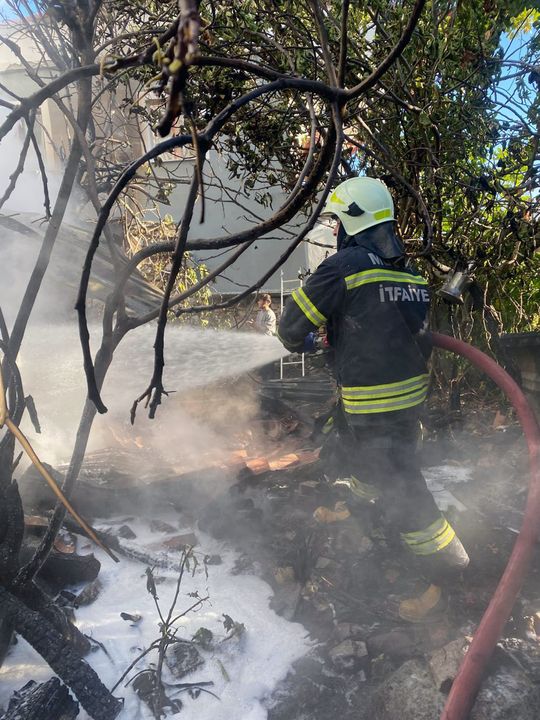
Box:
[278,237,431,423]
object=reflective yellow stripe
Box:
[322,416,334,434]
[342,373,429,400]
[329,190,347,205]
[291,287,326,326]
[348,476,379,501]
[373,208,392,221]
[345,269,428,291]
[401,517,456,556]
[341,385,428,414]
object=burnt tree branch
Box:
[77,79,335,413]
[130,157,206,422]
[0,111,34,212]
[0,585,122,720]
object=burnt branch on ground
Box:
[0,585,122,719]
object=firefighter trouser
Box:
[321,414,462,570]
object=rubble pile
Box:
[2,393,540,720]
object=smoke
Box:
[15,322,288,467]
[0,101,62,216]
[0,89,290,507]
[0,105,95,331]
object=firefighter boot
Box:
[398,583,443,622]
[397,517,469,622]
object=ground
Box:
[2,382,540,720]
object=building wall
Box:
[152,150,335,294]
[0,22,335,294]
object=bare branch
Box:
[130,150,207,422]
[338,0,351,86]
[347,0,426,99]
[77,79,337,413]
[0,112,34,211]
[27,120,52,219]
[310,0,338,86]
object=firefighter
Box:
[277,177,469,620]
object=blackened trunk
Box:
[1,677,79,720]
[0,586,122,720]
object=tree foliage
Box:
[0,1,539,714]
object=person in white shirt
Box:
[253,294,276,336]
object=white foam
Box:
[0,516,309,719]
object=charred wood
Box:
[0,677,79,720]
[15,581,91,658]
[0,482,24,669]
[0,585,122,720]
[29,547,100,592]
[0,609,13,669]
[0,483,24,584]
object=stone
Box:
[370,657,540,720]
[328,639,368,673]
[162,532,198,551]
[270,583,302,621]
[149,519,176,534]
[369,659,445,720]
[429,638,468,692]
[367,629,418,661]
[75,578,103,607]
[116,524,137,539]
[165,641,204,679]
[205,554,222,565]
[471,666,540,720]
[273,566,295,585]
[120,612,142,624]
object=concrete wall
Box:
[153,150,335,294]
[0,22,335,294]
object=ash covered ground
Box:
[2,375,540,720]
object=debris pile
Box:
[2,391,540,720]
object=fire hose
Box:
[431,333,540,720]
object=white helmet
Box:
[321,177,394,236]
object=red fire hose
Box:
[431,333,540,720]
